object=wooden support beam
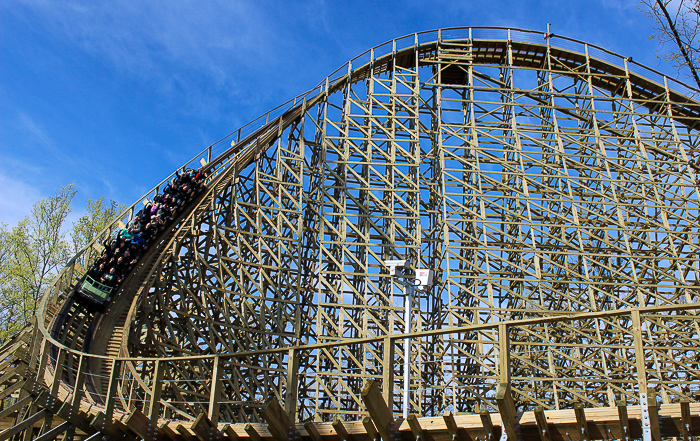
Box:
[209,356,223,426]
[407,414,426,441]
[680,398,692,441]
[574,403,590,441]
[304,421,323,441]
[333,417,350,441]
[533,406,551,441]
[160,423,184,441]
[496,383,518,441]
[70,355,87,412]
[224,424,241,441]
[176,424,197,441]
[443,411,465,441]
[31,421,71,441]
[285,349,301,418]
[90,412,129,441]
[362,417,379,441]
[262,395,294,441]
[480,409,496,441]
[382,337,395,407]
[646,393,660,441]
[616,400,630,441]
[126,408,154,440]
[361,380,394,441]
[0,395,31,420]
[0,409,46,441]
[244,424,264,441]
[148,359,166,423]
[192,413,222,441]
[104,359,120,423]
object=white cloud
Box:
[0,173,42,227]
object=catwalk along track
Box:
[2,27,700,441]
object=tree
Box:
[642,0,700,88]
[0,187,122,341]
[71,197,123,255]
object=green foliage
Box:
[0,186,121,342]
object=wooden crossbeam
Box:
[361,380,394,441]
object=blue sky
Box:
[0,0,684,226]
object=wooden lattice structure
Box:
[2,27,700,441]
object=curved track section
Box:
[3,27,700,441]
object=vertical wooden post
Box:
[382,336,395,410]
[209,356,223,426]
[104,359,121,424]
[631,311,647,395]
[51,349,67,397]
[148,360,166,423]
[499,323,510,384]
[285,349,300,419]
[71,355,87,412]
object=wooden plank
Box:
[647,394,660,441]
[499,323,510,383]
[333,417,350,441]
[33,421,71,441]
[304,421,322,441]
[382,337,395,407]
[680,398,692,441]
[177,424,197,441]
[224,424,241,440]
[285,349,300,418]
[443,411,464,441]
[616,400,630,441]
[261,395,293,441]
[361,380,394,441]
[70,355,86,412]
[191,413,221,441]
[533,406,551,441]
[125,408,153,440]
[209,356,223,425]
[244,424,264,441]
[496,383,518,441]
[480,409,496,441]
[90,412,128,441]
[406,414,426,441]
[0,395,31,420]
[148,359,166,423]
[160,422,184,441]
[0,409,46,441]
[362,417,379,441]
[104,359,120,422]
[574,403,590,441]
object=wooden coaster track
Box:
[2,27,700,440]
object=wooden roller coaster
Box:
[2,27,700,441]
